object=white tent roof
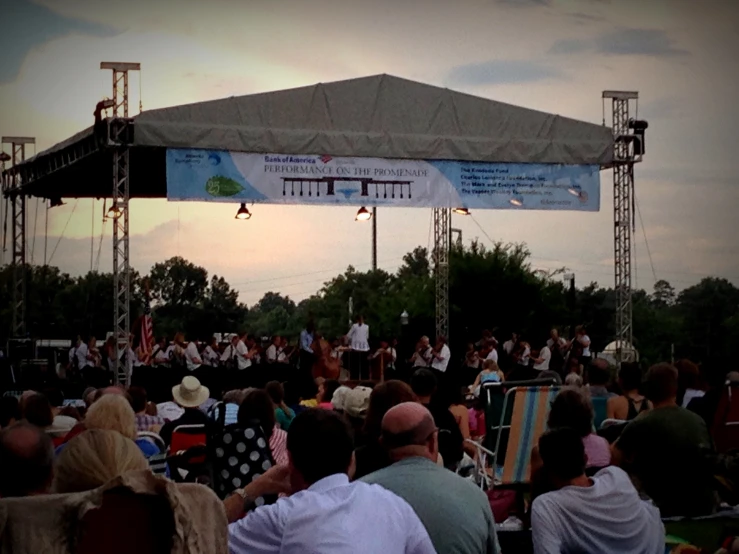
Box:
[10,74,614,199]
[133,74,613,165]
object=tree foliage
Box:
[2,247,737,369]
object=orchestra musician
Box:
[547,328,567,376]
[370,339,397,381]
[311,332,340,381]
[566,325,591,371]
[202,336,221,367]
[278,337,298,364]
[409,336,434,368]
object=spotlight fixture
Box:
[235,203,252,220]
[452,207,471,216]
[355,206,372,221]
[107,203,123,219]
[509,195,524,207]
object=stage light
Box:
[107,203,123,219]
[355,206,372,221]
[452,207,471,216]
[509,195,524,207]
[235,203,251,220]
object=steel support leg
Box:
[433,207,450,341]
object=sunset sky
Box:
[1,0,737,306]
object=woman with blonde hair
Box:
[85,394,159,457]
[53,429,148,493]
[470,359,505,397]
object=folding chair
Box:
[170,424,207,455]
[493,385,560,486]
[482,378,559,464]
[590,396,608,430]
[711,381,739,454]
[137,431,166,454]
[168,424,211,485]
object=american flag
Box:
[138,287,154,364]
[320,154,333,164]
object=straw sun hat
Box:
[172,376,210,408]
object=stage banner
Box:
[166,149,600,211]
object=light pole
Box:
[355,206,377,271]
[372,207,377,270]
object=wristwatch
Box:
[236,488,258,513]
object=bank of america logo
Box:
[320,155,333,164]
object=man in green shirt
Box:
[361,402,500,554]
[612,362,717,517]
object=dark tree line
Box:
[1,243,737,369]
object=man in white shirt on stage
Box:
[76,336,96,370]
[234,333,251,371]
[184,339,202,372]
[227,409,435,554]
[532,343,552,372]
[265,336,280,364]
[430,336,451,384]
[347,315,370,380]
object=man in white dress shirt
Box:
[228,409,436,554]
[235,332,253,371]
[532,344,551,371]
[430,336,451,375]
[184,339,202,372]
[347,315,370,380]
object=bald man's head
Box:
[0,422,54,497]
[380,403,438,461]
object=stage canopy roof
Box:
[7,74,614,200]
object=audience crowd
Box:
[3,331,739,553]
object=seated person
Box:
[0,422,54,497]
[607,362,652,421]
[210,389,247,426]
[612,363,717,517]
[159,376,215,447]
[411,369,463,470]
[531,427,664,554]
[128,386,166,433]
[53,429,148,493]
[586,359,616,399]
[470,359,505,397]
[531,388,611,490]
[265,381,295,430]
[227,409,435,554]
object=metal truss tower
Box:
[101,62,140,385]
[603,91,645,363]
[2,137,35,338]
[433,207,450,340]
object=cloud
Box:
[550,28,689,58]
[0,0,121,84]
[564,11,607,24]
[446,60,565,87]
[640,97,684,120]
[497,0,551,5]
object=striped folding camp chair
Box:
[148,452,168,475]
[591,396,608,430]
[482,379,559,466]
[493,385,559,486]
